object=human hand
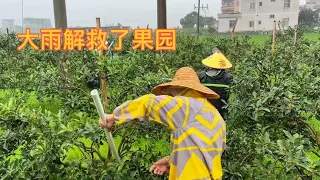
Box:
[149,157,170,176]
[98,114,115,131]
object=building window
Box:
[259,2,263,6]
[229,20,236,28]
[258,21,262,25]
[249,21,254,27]
[284,0,290,8]
[282,18,289,27]
[270,14,275,18]
[250,3,255,9]
[271,0,275,2]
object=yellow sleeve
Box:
[112,94,187,130]
[112,94,151,125]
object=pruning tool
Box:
[91,89,121,163]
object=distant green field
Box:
[304,33,320,41]
[248,34,269,43]
[180,28,320,43]
[248,33,320,43]
[199,33,320,43]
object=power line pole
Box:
[53,0,68,83]
[201,4,209,27]
[194,1,208,39]
[21,0,23,33]
[53,0,68,30]
[157,0,167,29]
[202,4,209,20]
[194,0,200,39]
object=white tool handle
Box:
[91,89,121,163]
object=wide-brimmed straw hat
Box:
[152,67,220,99]
[202,51,232,69]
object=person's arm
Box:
[112,94,187,130]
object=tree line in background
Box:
[298,8,320,27]
[179,11,218,34]
[180,11,217,28]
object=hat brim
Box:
[202,53,232,69]
[152,80,220,99]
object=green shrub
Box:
[0,30,319,179]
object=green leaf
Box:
[283,130,293,140]
[259,107,271,113]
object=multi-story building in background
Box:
[1,19,15,32]
[217,0,300,33]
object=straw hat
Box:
[202,51,232,69]
[152,67,220,99]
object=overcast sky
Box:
[0,0,307,28]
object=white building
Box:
[1,19,15,32]
[217,0,300,33]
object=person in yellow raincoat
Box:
[99,67,226,180]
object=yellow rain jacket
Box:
[112,88,226,180]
